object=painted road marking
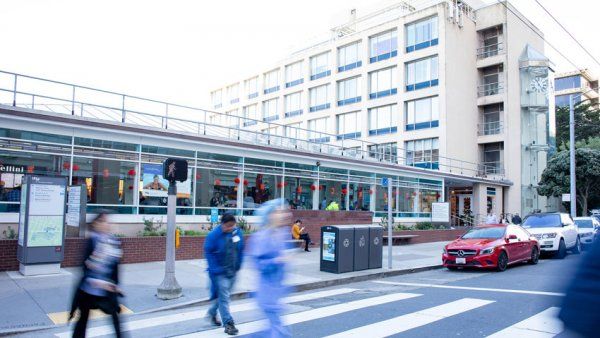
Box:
[54,287,358,338]
[486,307,563,338]
[48,305,133,325]
[175,292,423,337]
[374,280,566,297]
[324,298,494,338]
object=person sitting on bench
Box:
[291,219,311,252]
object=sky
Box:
[0,0,598,111]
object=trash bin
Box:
[320,225,354,273]
[369,226,383,269]
[353,225,370,271]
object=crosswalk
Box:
[52,285,566,338]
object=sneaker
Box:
[224,321,239,335]
[305,249,311,252]
[207,313,221,327]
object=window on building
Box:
[368,104,398,135]
[368,142,397,162]
[338,41,362,72]
[245,77,259,99]
[479,65,503,96]
[226,84,239,104]
[481,103,503,135]
[555,94,581,108]
[264,69,280,94]
[211,90,222,109]
[307,117,330,142]
[285,122,303,139]
[369,30,398,63]
[309,84,330,112]
[262,98,279,122]
[483,142,504,174]
[405,96,439,130]
[285,92,303,118]
[555,75,581,91]
[405,56,438,91]
[406,138,439,169]
[369,67,397,99]
[310,52,331,80]
[406,16,438,52]
[478,26,503,58]
[285,61,304,88]
[337,111,361,139]
[243,104,258,126]
[337,77,362,106]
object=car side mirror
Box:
[506,234,517,242]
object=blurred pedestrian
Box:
[204,212,244,336]
[485,211,498,224]
[512,213,522,225]
[326,200,340,211]
[70,212,123,338]
[291,219,312,252]
[249,199,292,338]
[559,237,600,337]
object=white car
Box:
[574,217,599,247]
[521,213,580,259]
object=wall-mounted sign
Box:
[431,202,450,223]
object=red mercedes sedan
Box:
[442,224,540,272]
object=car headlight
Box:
[480,247,495,255]
[542,233,557,239]
[581,232,592,238]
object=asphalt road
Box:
[20,252,588,338]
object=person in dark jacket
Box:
[511,213,522,225]
[559,237,600,337]
[70,212,123,338]
[204,212,244,336]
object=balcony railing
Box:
[476,42,504,59]
[478,81,504,97]
[478,120,503,136]
[479,161,504,176]
[0,69,506,180]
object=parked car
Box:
[521,212,580,259]
[574,217,600,246]
[442,224,540,272]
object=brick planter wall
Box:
[290,211,373,245]
[390,228,471,245]
[0,240,18,271]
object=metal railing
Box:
[479,161,504,176]
[476,42,504,59]
[477,120,503,136]
[0,69,505,180]
[477,81,504,97]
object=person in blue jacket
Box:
[249,199,293,337]
[204,212,244,336]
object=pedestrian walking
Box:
[512,213,522,225]
[70,212,123,338]
[249,199,292,338]
[204,212,244,335]
[325,200,340,211]
[291,219,312,252]
[559,236,600,337]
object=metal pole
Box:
[387,180,392,269]
[569,95,576,218]
[157,183,182,299]
[12,74,17,106]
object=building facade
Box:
[554,69,599,108]
[209,0,553,217]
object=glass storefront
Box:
[0,127,443,218]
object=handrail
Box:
[477,120,503,136]
[476,42,504,59]
[0,69,505,180]
[477,81,504,97]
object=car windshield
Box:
[522,214,561,228]
[575,220,593,228]
[461,227,505,239]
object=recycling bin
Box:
[368,225,383,269]
[353,225,370,271]
[320,225,354,273]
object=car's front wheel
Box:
[556,239,567,259]
[496,251,508,272]
[572,237,581,254]
[529,247,539,265]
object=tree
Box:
[559,136,600,152]
[555,103,600,148]
[538,148,600,215]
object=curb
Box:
[0,264,442,336]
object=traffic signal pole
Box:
[157,180,182,299]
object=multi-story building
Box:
[554,69,599,108]
[208,0,554,218]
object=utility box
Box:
[320,225,354,273]
[353,225,370,271]
[369,226,383,269]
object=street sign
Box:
[562,193,570,202]
[163,158,188,183]
[381,177,389,187]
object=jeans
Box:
[299,233,311,251]
[208,274,236,325]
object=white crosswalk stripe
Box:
[486,307,563,338]
[54,287,359,338]
[175,292,423,338]
[324,298,495,338]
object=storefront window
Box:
[139,159,193,215]
[195,168,239,215]
[72,158,137,207]
[283,176,313,210]
[242,172,282,214]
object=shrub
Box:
[415,222,433,230]
[183,230,208,236]
[2,226,17,239]
[237,217,253,233]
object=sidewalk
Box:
[0,241,446,334]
